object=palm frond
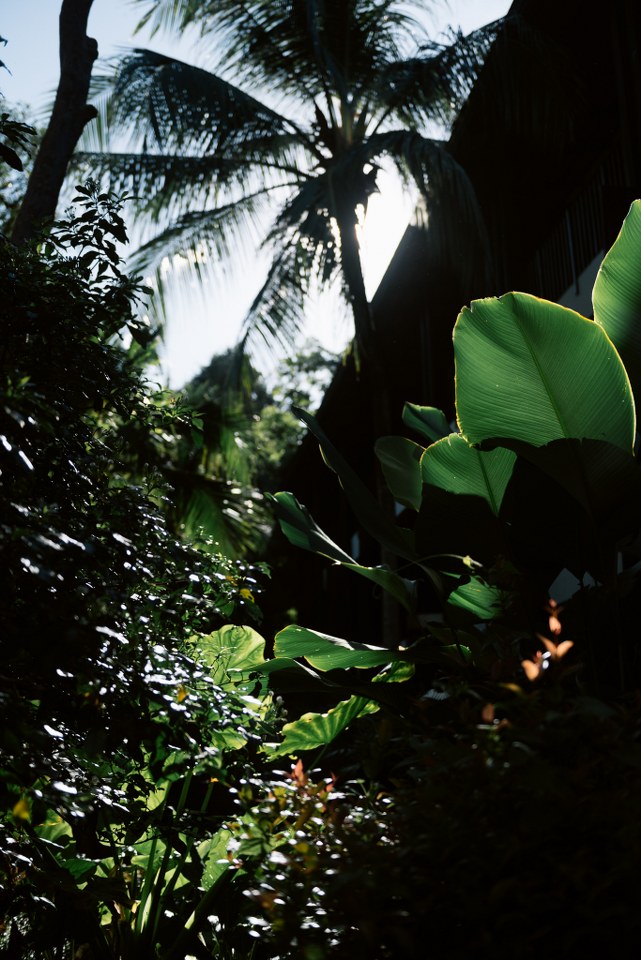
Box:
[90,49,303,156]
[239,234,330,360]
[165,468,271,557]
[112,191,274,337]
[365,19,502,134]
[73,147,300,221]
[133,0,199,38]
[276,199,340,286]
[73,151,222,219]
[132,0,420,105]
[73,0,530,366]
[128,192,271,272]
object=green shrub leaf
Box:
[265,695,378,758]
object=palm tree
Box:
[81,0,510,383]
[79,0,573,644]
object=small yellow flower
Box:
[12,797,30,821]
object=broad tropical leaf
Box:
[190,625,266,683]
[200,828,234,892]
[447,576,505,621]
[265,694,378,758]
[270,491,354,564]
[294,408,416,560]
[414,434,515,565]
[420,434,516,516]
[264,660,414,758]
[454,292,635,452]
[271,491,418,611]
[593,199,641,403]
[274,624,407,671]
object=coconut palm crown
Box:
[82,0,507,361]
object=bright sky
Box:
[2,1,512,387]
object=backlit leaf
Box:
[454,292,635,452]
[593,199,641,404]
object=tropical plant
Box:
[0,101,40,233]
[0,178,280,958]
[79,0,527,378]
[243,692,641,959]
[263,199,641,752]
[153,339,338,556]
[228,200,641,960]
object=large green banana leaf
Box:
[454,292,635,452]
[593,199,641,405]
[420,434,516,515]
[274,624,408,671]
[413,435,514,566]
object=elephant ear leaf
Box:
[593,199,641,404]
[454,291,635,453]
[264,695,379,758]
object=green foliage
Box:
[454,291,635,451]
[0,179,278,957]
[184,339,337,492]
[247,199,641,958]
[270,199,641,748]
[244,696,641,958]
[0,101,39,231]
[154,340,338,558]
[0,104,35,172]
[593,199,641,398]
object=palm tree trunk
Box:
[12,0,98,244]
[337,213,400,648]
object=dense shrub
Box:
[0,183,273,957]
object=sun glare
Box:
[357,165,417,300]
[159,167,417,387]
